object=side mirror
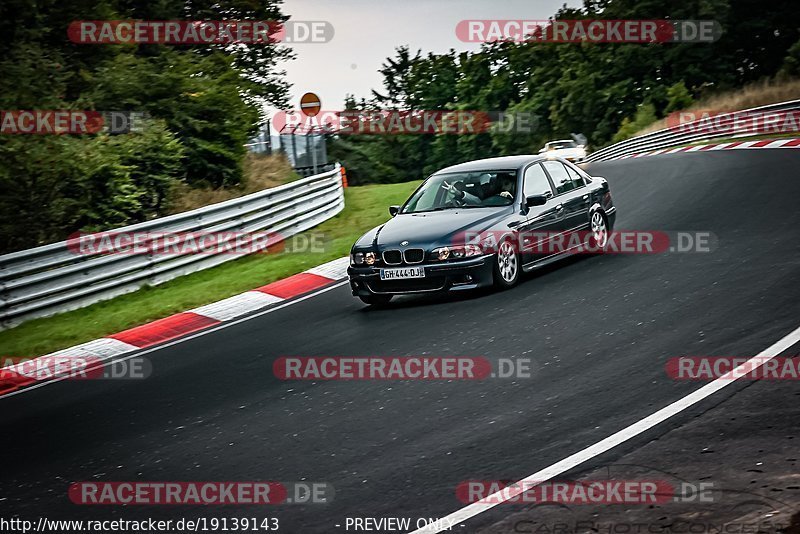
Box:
[389,205,400,216]
[525,194,548,207]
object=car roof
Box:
[547,139,575,144]
[434,155,546,174]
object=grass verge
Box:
[0,181,420,358]
[167,153,299,214]
[635,77,800,136]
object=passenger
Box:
[498,174,516,199]
[482,174,516,205]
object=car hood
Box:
[356,208,512,249]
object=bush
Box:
[106,120,185,221]
[0,121,184,252]
[665,81,694,114]
[779,38,800,77]
[611,103,657,144]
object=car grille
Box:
[367,276,446,294]
[382,248,425,265]
[382,250,402,265]
[402,248,424,264]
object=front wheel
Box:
[359,294,393,306]
[493,239,520,289]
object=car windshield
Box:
[547,141,578,149]
[401,170,518,213]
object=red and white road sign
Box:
[300,93,321,117]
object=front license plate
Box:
[380,266,425,280]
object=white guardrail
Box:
[0,164,344,330]
[585,99,800,162]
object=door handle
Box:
[555,204,564,211]
[582,194,589,200]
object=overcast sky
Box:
[269,0,580,128]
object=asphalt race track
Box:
[1,149,799,532]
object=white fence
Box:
[585,100,800,161]
[0,165,344,329]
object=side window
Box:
[543,161,578,194]
[565,162,591,186]
[523,164,553,198]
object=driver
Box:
[442,179,481,206]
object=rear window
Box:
[543,160,583,194]
[565,163,590,185]
[547,141,577,150]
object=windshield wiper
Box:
[408,206,452,213]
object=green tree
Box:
[665,81,694,113]
[779,37,800,77]
[0,0,291,252]
[611,103,657,143]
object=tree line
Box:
[329,0,800,185]
[0,0,290,253]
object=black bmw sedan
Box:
[347,155,616,305]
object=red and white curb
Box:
[0,256,350,396]
[609,137,800,160]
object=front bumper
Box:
[347,255,494,297]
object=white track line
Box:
[409,324,800,534]
[0,280,350,401]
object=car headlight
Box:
[464,244,482,256]
[364,251,377,265]
[432,245,482,260]
[351,252,365,265]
